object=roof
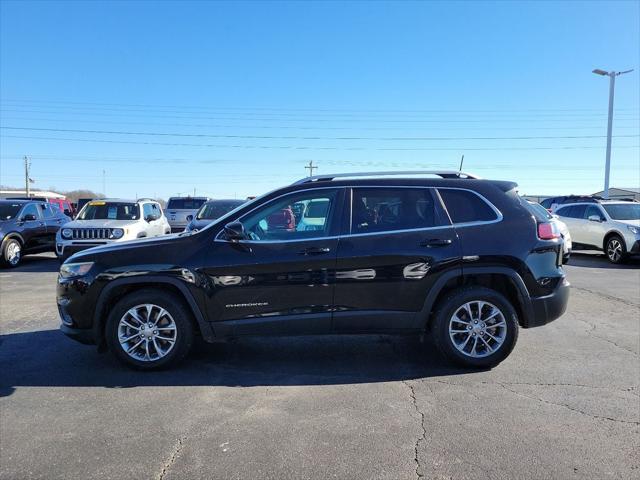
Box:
[0,198,43,204]
[0,189,66,199]
[592,187,640,195]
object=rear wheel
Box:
[105,289,194,370]
[2,238,22,268]
[605,235,626,264]
[431,286,519,368]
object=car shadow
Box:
[568,251,640,269]
[3,254,59,273]
[0,329,476,397]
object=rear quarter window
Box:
[438,189,498,224]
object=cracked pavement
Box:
[1,252,639,479]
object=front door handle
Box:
[298,247,331,256]
[420,238,452,248]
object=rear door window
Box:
[557,205,587,219]
[350,188,441,234]
[438,189,498,224]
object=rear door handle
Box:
[420,238,452,247]
[298,247,331,256]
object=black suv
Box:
[57,172,569,370]
[1,199,70,267]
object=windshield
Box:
[196,201,244,220]
[167,198,207,210]
[0,203,22,220]
[603,203,640,221]
[77,202,139,220]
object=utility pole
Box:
[305,160,318,177]
[24,156,32,197]
[592,68,634,199]
[102,169,106,197]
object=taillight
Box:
[537,222,560,240]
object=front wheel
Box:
[431,286,519,369]
[105,289,194,370]
[605,235,626,264]
[2,238,22,268]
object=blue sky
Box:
[1,0,638,199]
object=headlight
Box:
[59,262,94,279]
[110,228,124,239]
[628,225,640,235]
[61,228,73,239]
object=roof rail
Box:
[292,170,480,186]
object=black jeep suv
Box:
[1,199,70,267]
[57,172,569,370]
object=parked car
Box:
[540,195,603,212]
[0,199,70,267]
[57,171,569,370]
[56,198,170,262]
[75,198,93,216]
[554,199,640,263]
[165,196,209,233]
[527,201,572,263]
[7,195,75,218]
[185,199,246,232]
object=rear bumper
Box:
[525,277,570,328]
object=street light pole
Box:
[592,68,633,199]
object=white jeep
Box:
[56,198,170,261]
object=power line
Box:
[3,115,638,132]
[2,126,638,141]
[2,98,638,114]
[2,108,639,124]
[3,134,639,151]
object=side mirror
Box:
[223,221,246,242]
[145,214,155,222]
[186,215,194,222]
[588,215,602,222]
[22,214,37,222]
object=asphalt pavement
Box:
[0,252,638,479]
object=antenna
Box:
[458,154,465,172]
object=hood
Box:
[62,219,140,228]
[68,232,185,262]
[615,219,640,227]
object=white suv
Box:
[554,200,640,264]
[56,199,170,261]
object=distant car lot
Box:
[0,251,638,479]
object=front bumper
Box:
[60,323,96,345]
[56,242,108,259]
[526,276,570,328]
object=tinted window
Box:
[240,190,338,241]
[539,198,554,209]
[351,188,439,233]
[197,201,245,220]
[41,203,55,218]
[0,203,22,220]
[167,198,207,210]
[21,203,40,220]
[523,201,552,221]
[438,189,498,224]
[584,205,604,220]
[557,204,587,219]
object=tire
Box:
[105,289,195,370]
[431,286,519,369]
[605,235,627,264]
[1,238,22,268]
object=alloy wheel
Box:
[449,301,507,358]
[607,239,623,263]
[6,242,21,266]
[117,304,177,362]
